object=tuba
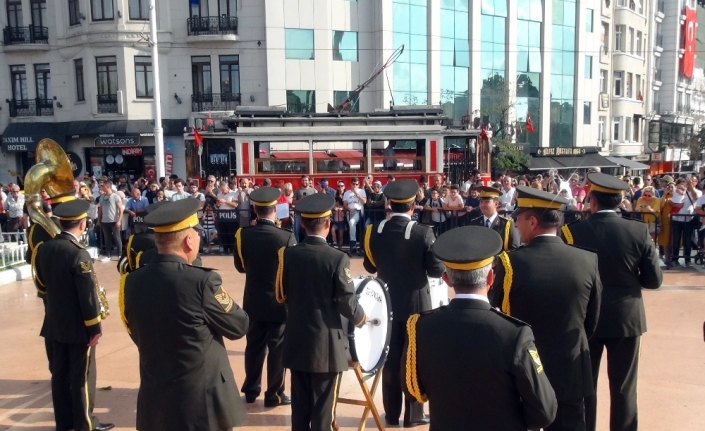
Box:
[25,139,110,319]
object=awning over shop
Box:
[64,119,187,137]
[525,153,619,170]
[605,156,650,170]
[1,122,66,152]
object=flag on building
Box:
[526,114,535,133]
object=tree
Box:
[492,137,531,174]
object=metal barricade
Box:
[0,243,29,270]
[665,213,702,266]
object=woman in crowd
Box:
[658,181,675,263]
[569,174,586,210]
[200,202,218,254]
[635,185,661,242]
[330,196,346,251]
[618,190,633,213]
[155,189,166,202]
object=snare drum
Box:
[428,276,449,309]
[341,276,393,373]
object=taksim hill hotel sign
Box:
[2,136,34,151]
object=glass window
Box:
[585,8,593,32]
[287,90,316,113]
[613,117,621,141]
[585,55,592,78]
[96,56,118,96]
[332,31,358,62]
[598,116,606,141]
[636,31,642,56]
[393,0,428,106]
[636,74,641,99]
[614,71,622,97]
[219,55,240,95]
[10,65,27,101]
[584,102,591,124]
[190,0,208,18]
[285,29,315,60]
[626,72,632,98]
[628,27,634,54]
[68,0,80,25]
[134,56,153,98]
[91,0,114,21]
[600,69,607,93]
[614,25,622,51]
[333,90,360,112]
[7,0,22,27]
[219,0,236,17]
[129,0,149,20]
[625,117,632,142]
[191,56,212,96]
[31,0,47,28]
[75,59,85,101]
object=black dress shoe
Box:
[93,423,115,431]
[385,416,400,426]
[245,394,257,403]
[404,416,430,427]
[264,393,291,407]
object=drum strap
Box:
[498,252,513,315]
[364,224,376,268]
[118,273,130,334]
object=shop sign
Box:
[651,153,663,161]
[94,135,141,147]
[67,152,83,178]
[536,147,586,157]
[122,147,143,156]
[632,155,650,162]
[2,136,34,151]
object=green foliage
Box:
[687,127,705,160]
[491,137,531,174]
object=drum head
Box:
[349,277,393,373]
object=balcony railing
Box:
[678,76,693,86]
[3,25,48,45]
[287,102,316,114]
[7,98,53,117]
[187,16,238,36]
[97,94,118,114]
[191,93,241,112]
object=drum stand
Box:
[333,362,385,431]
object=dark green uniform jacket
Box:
[467,214,522,251]
[490,235,603,400]
[118,232,155,273]
[404,299,557,431]
[122,254,249,431]
[36,232,102,343]
[563,212,663,337]
[234,220,296,322]
[279,236,365,373]
[363,215,444,320]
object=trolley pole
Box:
[150,0,165,179]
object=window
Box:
[393,0,429,107]
[191,56,212,96]
[190,0,208,17]
[614,25,623,51]
[625,117,632,141]
[613,117,621,141]
[584,102,592,124]
[601,22,609,53]
[585,56,592,78]
[626,72,632,98]
[287,90,315,113]
[628,27,634,54]
[219,0,236,17]
[600,69,607,93]
[219,55,240,95]
[614,71,623,97]
[96,56,118,96]
[7,0,22,27]
[68,0,80,25]
[636,31,642,56]
[91,0,114,21]
[10,65,27,101]
[75,59,85,101]
[334,90,360,113]
[585,8,593,32]
[635,74,641,100]
[617,0,625,5]
[134,56,153,98]
[129,0,148,20]
[634,117,640,141]
[332,31,358,61]
[285,29,315,60]
[598,116,606,142]
[31,0,47,27]
[34,64,51,101]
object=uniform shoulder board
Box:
[70,239,86,249]
[469,215,482,223]
[491,307,531,327]
[419,306,446,316]
[498,214,512,221]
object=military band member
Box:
[562,173,663,431]
[120,198,249,431]
[404,226,557,430]
[362,179,443,427]
[34,200,114,431]
[490,186,603,431]
[466,186,521,251]
[116,201,168,274]
[276,193,366,431]
[235,187,296,406]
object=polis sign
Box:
[94,135,141,147]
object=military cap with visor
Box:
[53,199,90,221]
[383,179,418,204]
[511,186,570,218]
[144,198,203,233]
[249,187,281,207]
[587,172,629,194]
[475,186,502,199]
[295,193,335,219]
[433,226,503,270]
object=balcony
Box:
[191,93,241,112]
[2,25,49,51]
[186,16,238,43]
[97,94,118,114]
[7,98,53,117]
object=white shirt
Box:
[454,293,490,303]
[391,213,411,219]
[498,187,515,206]
[671,189,702,218]
[483,213,498,227]
[343,189,366,212]
[3,194,24,218]
[217,190,238,210]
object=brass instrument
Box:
[25,139,110,319]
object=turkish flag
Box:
[526,114,535,133]
[480,124,488,141]
[193,127,203,146]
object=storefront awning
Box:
[604,156,650,170]
[64,119,187,137]
[525,153,619,170]
[1,122,66,152]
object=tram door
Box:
[202,139,236,181]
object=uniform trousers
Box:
[49,341,98,431]
[241,320,286,399]
[545,398,586,431]
[383,320,425,424]
[290,370,341,431]
[585,336,640,431]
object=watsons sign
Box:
[94,135,141,147]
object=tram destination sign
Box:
[536,147,586,157]
[94,135,141,147]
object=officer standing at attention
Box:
[404,226,557,430]
[120,198,249,431]
[562,172,662,431]
[362,179,444,427]
[490,186,603,431]
[466,186,521,251]
[235,187,296,407]
[34,200,114,431]
[276,193,366,431]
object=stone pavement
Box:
[0,255,703,431]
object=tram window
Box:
[371,140,425,172]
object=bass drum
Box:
[428,276,449,309]
[341,276,393,373]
